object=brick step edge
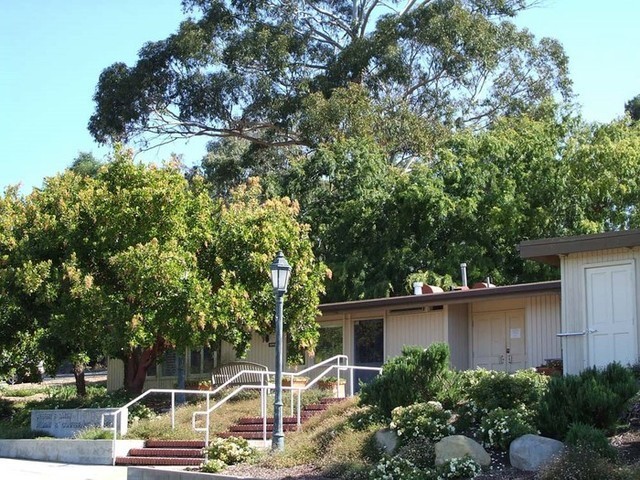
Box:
[145,440,206,448]
[229,424,298,433]
[237,414,315,425]
[128,448,204,457]
[218,431,275,440]
[319,397,347,403]
[115,456,203,466]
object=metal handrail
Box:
[104,355,382,464]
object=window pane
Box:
[190,349,202,375]
[354,319,383,364]
[203,347,215,372]
[161,349,177,377]
[315,326,343,362]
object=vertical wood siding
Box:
[526,294,561,369]
[384,310,445,359]
[562,247,640,374]
[447,304,470,370]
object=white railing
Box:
[103,354,382,464]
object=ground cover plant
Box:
[3,353,640,479]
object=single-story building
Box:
[519,229,640,375]
[106,229,640,392]
[107,279,562,391]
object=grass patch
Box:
[259,397,385,477]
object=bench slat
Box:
[211,361,269,387]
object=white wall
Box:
[561,247,640,374]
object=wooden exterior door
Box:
[473,310,526,372]
[586,262,637,368]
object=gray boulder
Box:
[509,434,564,471]
[375,428,398,453]
[435,435,491,466]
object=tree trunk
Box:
[73,362,87,397]
[123,344,160,396]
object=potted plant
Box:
[535,358,563,376]
[282,375,309,388]
[317,376,346,397]
[185,379,212,391]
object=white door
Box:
[473,310,526,372]
[586,262,637,368]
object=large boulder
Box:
[435,435,491,466]
[509,434,564,471]
[375,428,398,453]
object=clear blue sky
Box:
[1,0,638,193]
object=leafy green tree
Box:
[89,0,570,151]
[69,152,103,177]
[0,150,326,395]
[625,94,640,121]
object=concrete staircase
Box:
[116,397,346,466]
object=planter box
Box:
[317,381,346,398]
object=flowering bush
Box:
[479,407,537,450]
[348,405,387,431]
[436,456,482,479]
[370,455,435,480]
[469,368,548,412]
[391,401,455,443]
[201,458,227,473]
[205,436,256,468]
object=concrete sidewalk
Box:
[0,458,127,480]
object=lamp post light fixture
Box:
[270,251,291,451]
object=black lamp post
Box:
[270,251,291,451]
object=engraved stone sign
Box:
[31,408,128,438]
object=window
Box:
[315,326,343,362]
[190,347,215,375]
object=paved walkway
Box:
[0,458,128,480]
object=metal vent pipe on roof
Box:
[460,263,468,288]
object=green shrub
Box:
[565,422,616,460]
[359,343,451,417]
[469,368,548,412]
[370,455,435,480]
[390,401,454,443]
[394,436,436,470]
[348,405,387,431]
[435,456,482,479]
[0,398,14,419]
[538,446,638,480]
[537,363,638,439]
[201,458,227,473]
[206,436,255,466]
[479,407,537,451]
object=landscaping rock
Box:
[435,435,491,466]
[509,434,564,471]
[374,428,398,453]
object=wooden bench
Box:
[211,361,269,387]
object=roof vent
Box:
[471,276,496,289]
[422,284,444,294]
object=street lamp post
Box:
[270,251,291,451]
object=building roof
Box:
[518,229,640,266]
[319,280,561,314]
